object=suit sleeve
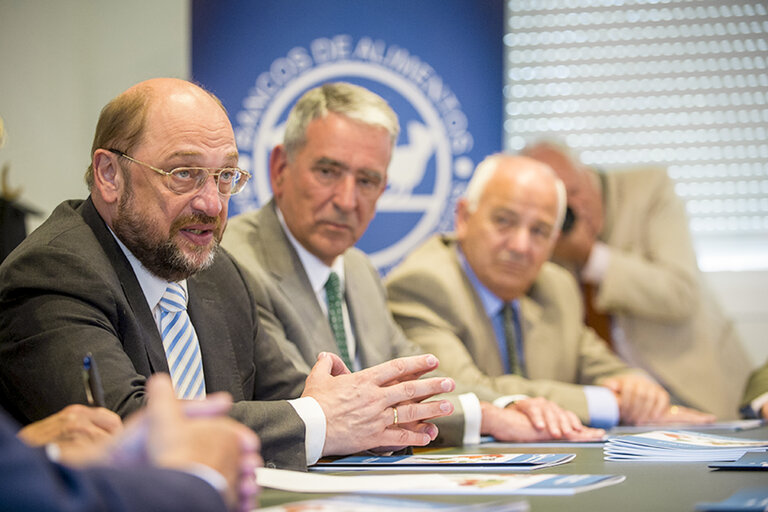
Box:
[597,170,700,321]
[387,264,602,423]
[741,359,768,414]
[0,243,150,424]
[0,410,227,512]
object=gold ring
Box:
[670,405,680,415]
[392,407,399,426]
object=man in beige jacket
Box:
[387,153,714,427]
[523,141,751,419]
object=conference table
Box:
[257,425,768,511]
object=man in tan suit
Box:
[223,83,604,442]
[387,153,712,427]
[741,360,768,420]
[523,141,751,419]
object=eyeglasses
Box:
[107,148,251,196]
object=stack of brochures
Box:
[311,453,576,472]
[604,430,768,462]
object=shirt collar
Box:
[276,207,345,294]
[458,246,505,317]
[110,229,188,309]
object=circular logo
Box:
[231,36,474,272]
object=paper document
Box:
[311,453,575,472]
[709,452,768,470]
[257,467,626,495]
[259,495,529,511]
[604,430,768,462]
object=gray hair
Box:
[283,82,400,159]
[463,153,568,233]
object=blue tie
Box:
[158,283,206,399]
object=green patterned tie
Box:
[324,271,353,369]
[502,302,523,376]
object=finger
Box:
[565,410,584,432]
[383,377,454,406]
[86,408,124,434]
[322,352,352,376]
[146,373,183,425]
[391,400,454,425]
[542,406,563,438]
[183,392,234,418]
[362,354,440,386]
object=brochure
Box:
[695,487,768,511]
[311,453,576,472]
[257,467,626,495]
[259,495,529,512]
[604,430,768,462]
[709,451,768,470]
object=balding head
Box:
[86,79,226,189]
[456,154,565,301]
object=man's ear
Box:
[455,198,470,239]
[92,149,123,204]
[269,144,288,198]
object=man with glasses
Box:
[222,82,605,443]
[0,78,455,471]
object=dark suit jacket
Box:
[0,198,308,469]
[0,406,227,511]
[222,201,500,447]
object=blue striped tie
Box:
[158,283,206,399]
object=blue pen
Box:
[82,352,106,407]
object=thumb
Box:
[146,374,183,426]
[317,351,351,376]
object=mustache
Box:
[170,213,221,233]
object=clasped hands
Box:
[600,374,716,425]
[301,352,455,456]
[18,376,261,512]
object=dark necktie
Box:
[324,272,353,369]
[582,282,613,350]
[501,302,524,376]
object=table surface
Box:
[257,425,768,511]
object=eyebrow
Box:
[314,157,384,179]
[166,150,240,166]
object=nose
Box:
[332,173,358,213]
[190,175,224,217]
[505,226,530,254]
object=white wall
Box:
[1,0,764,371]
[0,0,189,230]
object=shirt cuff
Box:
[288,396,326,465]
[458,393,482,445]
[584,385,620,429]
[492,394,530,409]
[581,241,611,284]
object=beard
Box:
[112,184,223,282]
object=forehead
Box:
[299,113,392,170]
[139,91,237,159]
[479,168,559,221]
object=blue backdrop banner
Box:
[192,0,503,273]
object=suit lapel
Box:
[187,270,245,400]
[256,203,337,353]
[519,285,554,378]
[79,198,169,373]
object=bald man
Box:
[387,154,713,428]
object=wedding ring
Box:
[392,407,399,426]
[670,405,680,415]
